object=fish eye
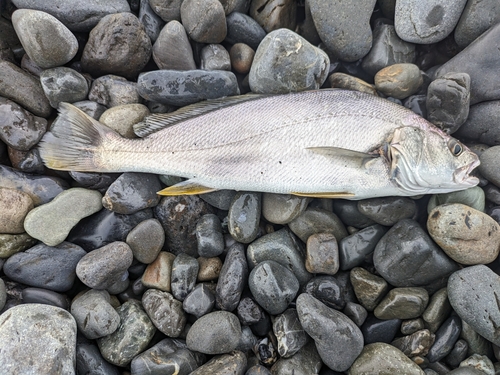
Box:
[448,139,463,157]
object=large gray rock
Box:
[40,67,89,108]
[180,0,227,43]
[455,0,500,48]
[455,101,500,145]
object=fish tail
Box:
[39,103,121,172]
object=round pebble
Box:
[225,12,266,50]
[171,253,199,301]
[183,283,215,318]
[180,0,227,43]
[0,187,33,234]
[196,214,224,257]
[228,191,261,244]
[375,63,423,99]
[289,207,348,243]
[152,20,196,70]
[262,193,310,225]
[21,287,69,309]
[215,243,248,311]
[126,218,164,264]
[99,104,150,139]
[230,43,255,75]
[350,267,389,311]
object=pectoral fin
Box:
[306,146,377,159]
[292,191,356,199]
[157,180,217,196]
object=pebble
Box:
[81,13,152,80]
[216,243,248,311]
[225,12,266,50]
[138,0,164,42]
[361,315,402,344]
[149,0,182,22]
[392,329,435,357]
[183,283,215,318]
[446,339,469,367]
[374,287,429,320]
[3,242,86,292]
[479,146,500,187]
[189,350,247,375]
[422,288,452,333]
[12,9,78,69]
[332,200,376,228]
[374,219,459,287]
[171,253,199,301]
[141,288,186,337]
[289,207,348,243]
[152,20,196,70]
[460,354,495,375]
[97,300,156,367]
[249,260,299,315]
[427,315,462,362]
[375,63,423,99]
[199,190,236,211]
[142,251,176,291]
[448,265,500,346]
[200,44,231,71]
[71,289,120,339]
[249,29,329,94]
[308,0,376,62]
[137,69,239,106]
[132,344,203,375]
[305,275,345,310]
[357,197,416,226]
[180,0,226,43]
[455,0,500,48]
[427,187,485,213]
[339,224,387,271]
[99,104,150,138]
[329,73,378,96]
[0,61,52,117]
[0,279,5,311]
[10,0,131,32]
[24,187,102,246]
[154,195,213,256]
[272,308,307,358]
[76,342,120,375]
[237,296,263,325]
[296,293,363,372]
[426,73,471,133]
[0,187,33,234]
[0,304,77,374]
[88,75,142,107]
[228,191,261,244]
[0,233,36,258]
[76,241,133,289]
[262,193,309,225]
[247,228,311,286]
[196,214,224,257]
[126,218,164,264]
[305,232,339,275]
[344,302,368,327]
[460,319,493,357]
[22,287,69,309]
[270,340,321,375]
[197,256,222,281]
[186,311,242,354]
[361,23,416,77]
[249,0,296,33]
[229,43,255,75]
[456,101,500,145]
[350,267,389,311]
[348,342,425,375]
[436,23,500,104]
[427,203,500,265]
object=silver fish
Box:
[39,89,480,200]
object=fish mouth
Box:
[454,159,481,186]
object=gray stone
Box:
[427,187,485,213]
[460,354,495,375]
[0,279,5,312]
[171,253,199,301]
[88,75,141,107]
[196,214,224,258]
[99,104,150,138]
[455,101,500,146]
[82,13,152,80]
[249,260,298,315]
[0,187,33,234]
[329,73,378,96]
[392,329,435,357]
[22,288,69,310]
[225,12,266,51]
[479,146,500,187]
[289,207,348,243]
[262,193,310,225]
[189,351,247,375]
[270,341,322,375]
[374,287,429,320]
[394,0,467,44]
[3,242,86,292]
[249,0,296,33]
[153,20,196,70]
[97,300,156,366]
[10,0,131,32]
[348,342,425,375]
[343,302,368,327]
[296,293,363,372]
[132,343,203,375]
[180,0,227,43]
[149,0,182,22]
[183,283,215,318]
[76,242,134,289]
[137,69,240,106]
[249,29,329,94]
[375,63,423,99]
[24,188,102,247]
[0,61,52,117]
[71,289,120,339]
[427,315,462,362]
[273,308,308,358]
[126,218,164,264]
[422,288,452,333]
[460,319,493,357]
[339,224,387,271]
[228,192,261,244]
[186,311,242,354]
[404,94,428,118]
[139,0,165,42]
[446,339,469,368]
[455,0,500,48]
[199,190,236,210]
[142,289,186,337]
[236,325,258,353]
[200,44,231,71]
[142,251,176,291]
[216,243,248,311]
[448,265,500,346]
[0,233,37,259]
[332,200,376,228]
[357,197,416,226]
[350,267,389,311]
[305,232,339,275]
[0,304,77,374]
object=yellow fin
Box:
[291,192,356,199]
[157,180,217,196]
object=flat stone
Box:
[189,351,247,375]
[375,63,423,99]
[126,218,164,264]
[200,44,231,71]
[228,192,261,244]
[99,104,149,139]
[186,311,242,354]
[339,224,387,271]
[142,251,176,291]
[289,207,348,243]
[249,0,296,33]
[216,243,248,311]
[249,29,329,94]
[0,233,37,258]
[180,0,226,43]
[21,287,69,309]
[0,187,33,234]
[427,203,500,265]
[357,197,416,226]
[0,304,77,374]
[479,146,500,187]
[422,288,452,333]
[296,293,363,372]
[88,75,141,107]
[427,187,485,213]
[374,287,429,320]
[153,20,196,70]
[305,232,339,275]
[225,12,266,50]
[142,289,186,337]
[24,188,102,247]
[455,0,500,48]
[350,267,389,311]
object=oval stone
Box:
[374,287,429,320]
[0,187,33,234]
[142,289,186,337]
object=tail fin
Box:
[39,103,119,172]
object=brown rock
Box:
[197,256,223,281]
[180,0,227,43]
[142,251,176,292]
[329,73,377,96]
[230,43,255,75]
[350,267,389,311]
[305,232,339,275]
[374,63,423,99]
[0,187,34,234]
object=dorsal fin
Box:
[134,93,267,137]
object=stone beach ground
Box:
[2,0,500,374]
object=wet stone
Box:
[296,293,363,372]
[349,342,425,375]
[392,329,435,357]
[332,200,376,228]
[228,191,261,244]
[171,253,198,301]
[361,315,402,344]
[374,287,429,320]
[456,101,500,146]
[189,350,247,375]
[427,204,500,265]
[200,44,231,71]
[237,296,263,325]
[0,304,77,374]
[225,12,266,50]
[455,0,500,48]
[196,214,224,257]
[88,75,142,108]
[24,188,102,247]
[132,345,203,375]
[216,243,248,311]
[138,69,239,107]
[445,339,468,368]
[460,354,495,375]
[22,287,68,309]
[139,0,165,42]
[76,343,120,375]
[71,289,120,339]
[247,228,311,286]
[401,318,426,335]
[249,0,296,33]
[126,218,164,264]
[97,300,156,367]
[422,288,452,333]
[3,242,86,292]
[343,302,368,327]
[142,288,186,337]
[180,0,227,43]
[197,256,222,281]
[249,29,329,94]
[273,308,308,358]
[305,275,345,310]
[0,233,36,258]
[199,190,236,210]
[262,193,310,225]
[305,232,339,275]
[99,104,150,138]
[479,146,500,188]
[270,340,322,375]
[357,197,416,226]
[183,283,215,318]
[375,63,423,99]
[350,267,388,311]
[339,224,387,271]
[76,241,134,290]
[427,315,462,363]
[82,13,152,80]
[153,20,196,70]
[329,73,378,96]
[186,311,242,354]
[427,187,485,213]
[0,187,33,234]
[142,251,176,292]
[289,207,348,243]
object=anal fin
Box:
[292,191,356,199]
[157,179,217,196]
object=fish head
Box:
[389,119,480,195]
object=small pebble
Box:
[391,329,435,357]
[272,308,308,358]
[305,232,339,275]
[76,342,121,375]
[0,187,33,234]
[237,296,264,325]
[454,0,500,48]
[142,251,176,292]
[149,0,182,22]
[126,218,164,264]
[152,20,196,70]
[422,288,452,333]
[228,191,261,244]
[270,341,321,375]
[401,318,426,335]
[99,104,150,138]
[183,283,215,318]
[200,44,231,71]
[375,63,423,99]
[305,275,345,310]
[171,253,199,301]
[142,288,186,337]
[230,43,255,75]
[261,193,310,225]
[0,279,6,311]
[289,207,348,243]
[216,242,248,311]
[40,67,89,108]
[339,224,387,271]
[199,190,236,210]
[197,256,222,281]
[225,11,266,50]
[361,315,402,344]
[180,0,226,43]
[446,339,469,368]
[344,302,368,327]
[350,267,389,311]
[88,75,142,108]
[427,315,462,362]
[138,0,164,42]
[196,214,224,257]
[374,287,429,320]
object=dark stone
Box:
[304,276,345,310]
[357,197,416,226]
[200,44,231,71]
[332,200,376,228]
[273,308,308,358]
[171,253,199,301]
[21,288,69,310]
[455,101,500,145]
[139,0,165,42]
[445,339,468,368]
[180,0,227,43]
[76,343,121,375]
[88,75,141,107]
[339,224,388,271]
[289,207,348,243]
[132,344,203,375]
[69,172,119,193]
[126,218,165,264]
[404,94,428,118]
[391,329,435,357]
[216,243,248,311]
[237,296,263,325]
[350,267,389,311]
[361,314,401,344]
[196,214,224,258]
[225,12,266,50]
[343,302,368,327]
[183,283,215,318]
[455,0,500,48]
[427,316,462,362]
[228,192,261,244]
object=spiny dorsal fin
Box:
[134,93,267,137]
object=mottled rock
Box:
[153,20,196,70]
[139,0,165,42]
[180,0,227,43]
[249,0,296,33]
[270,341,321,375]
[375,63,423,99]
[228,192,261,244]
[350,267,389,311]
[142,289,186,337]
[0,187,33,234]
[88,75,141,107]
[374,287,429,320]
[391,329,435,357]
[99,104,150,138]
[142,251,176,291]
[289,207,348,243]
[0,233,37,258]
[305,232,339,275]
[76,343,121,375]
[459,353,495,375]
[189,351,247,375]
[200,44,231,71]
[216,243,248,311]
[171,253,198,301]
[273,308,308,358]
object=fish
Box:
[38,89,480,200]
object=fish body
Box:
[39,89,479,199]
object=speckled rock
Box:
[99,104,150,138]
[139,0,165,42]
[142,288,186,337]
[180,0,227,43]
[427,187,485,213]
[152,20,196,70]
[39,67,89,108]
[0,187,33,234]
[88,75,141,107]
[0,233,37,258]
[190,351,247,375]
[228,192,261,244]
[270,341,322,375]
[392,329,435,357]
[374,287,429,320]
[249,0,296,33]
[375,63,423,99]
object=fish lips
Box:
[454,159,481,186]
